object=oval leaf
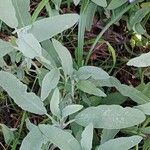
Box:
[29,14,79,42]
[81,123,93,150]
[12,0,31,28]
[62,104,83,118]
[0,124,14,144]
[39,124,82,150]
[127,52,150,67]
[77,66,110,80]
[50,88,61,118]
[75,105,145,129]
[0,39,14,58]
[136,102,150,115]
[0,0,18,28]
[0,71,47,115]
[98,136,142,150]
[16,33,42,59]
[20,127,48,150]
[52,39,73,75]
[41,68,60,101]
[77,80,106,97]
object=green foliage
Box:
[75,105,146,129]
[0,0,150,149]
[98,136,143,150]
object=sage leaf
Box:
[0,124,14,144]
[39,124,82,150]
[62,104,83,118]
[41,68,60,101]
[81,123,93,150]
[0,39,14,58]
[0,71,47,115]
[16,33,42,59]
[101,129,119,144]
[12,0,31,28]
[50,88,61,118]
[136,102,150,115]
[98,136,142,150]
[77,66,110,80]
[0,0,18,28]
[29,14,79,42]
[127,52,150,67]
[75,105,146,129]
[20,127,49,150]
[52,39,73,75]
[77,80,106,97]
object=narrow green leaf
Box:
[91,0,107,7]
[50,88,61,118]
[29,14,79,42]
[98,136,142,150]
[75,105,146,129]
[41,68,60,101]
[129,7,150,29]
[107,0,127,10]
[85,2,97,31]
[52,39,73,75]
[81,123,93,150]
[77,80,106,97]
[0,0,18,28]
[39,124,82,150]
[0,71,47,115]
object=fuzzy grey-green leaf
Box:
[98,136,142,150]
[52,39,73,75]
[81,123,93,150]
[0,71,47,115]
[41,68,60,101]
[29,14,79,42]
[77,80,106,97]
[75,105,145,129]
[0,0,18,28]
[0,40,14,58]
[39,124,82,150]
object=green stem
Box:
[135,144,138,150]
